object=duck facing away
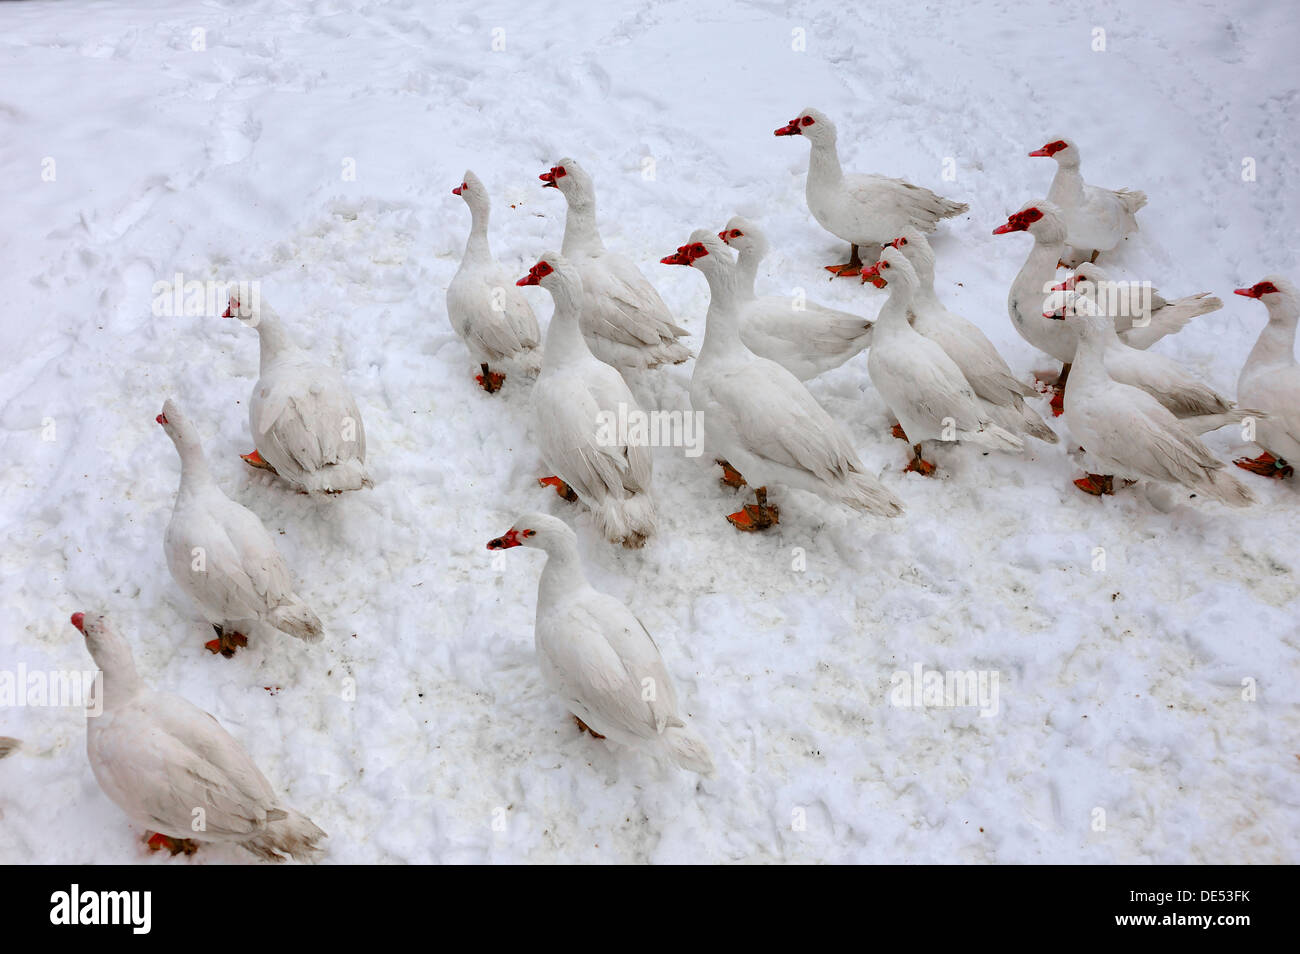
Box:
[487,513,714,775]
[663,229,904,528]
[73,612,326,860]
[446,170,542,393]
[541,158,691,370]
[1029,137,1146,266]
[719,215,873,381]
[157,400,323,657]
[517,255,657,548]
[224,291,370,494]
[775,107,968,277]
[1060,295,1255,508]
[859,246,1025,474]
[1234,276,1299,479]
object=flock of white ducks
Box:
[62,106,1296,862]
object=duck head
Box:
[718,215,769,258]
[859,245,919,293]
[1029,137,1080,167]
[661,229,733,276]
[774,107,835,145]
[453,169,487,207]
[540,157,594,204]
[992,200,1068,244]
[487,512,575,552]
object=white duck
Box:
[157,400,323,657]
[859,246,1024,474]
[446,170,542,393]
[1234,276,1299,479]
[1029,137,1146,265]
[224,291,370,494]
[663,230,903,528]
[995,201,1219,412]
[487,513,714,775]
[888,229,1056,445]
[1060,296,1255,508]
[718,216,874,380]
[1057,264,1255,435]
[775,107,968,276]
[72,612,327,860]
[517,255,657,548]
[540,158,691,370]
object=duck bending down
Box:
[775,107,968,276]
[72,612,327,860]
[1029,137,1146,266]
[540,158,691,370]
[1059,295,1255,508]
[1054,264,1256,435]
[224,291,370,494]
[517,255,657,548]
[858,246,1025,474]
[1234,276,1299,479]
[662,229,903,528]
[995,201,1219,413]
[887,229,1056,445]
[487,513,714,775]
[718,216,873,380]
[157,400,323,657]
[446,170,542,392]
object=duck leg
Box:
[146,832,199,856]
[475,362,505,394]
[1233,452,1294,479]
[240,449,278,473]
[538,476,579,501]
[573,715,605,739]
[727,486,780,531]
[715,459,747,488]
[824,243,863,278]
[1037,363,1071,417]
[204,624,248,658]
[891,423,909,441]
[904,443,937,476]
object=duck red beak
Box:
[717,230,729,242]
[487,529,522,550]
[1028,147,1051,157]
[1052,276,1076,292]
[992,219,1025,235]
[774,121,801,136]
[539,168,560,188]
[71,612,85,633]
[156,413,167,425]
[222,305,233,317]
[661,247,692,266]
[452,185,463,195]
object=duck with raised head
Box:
[775,107,968,276]
[540,158,691,370]
[1028,137,1146,266]
[662,229,903,528]
[1234,276,1299,479]
[487,513,714,775]
[446,170,541,393]
[517,255,657,548]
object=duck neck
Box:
[1046,163,1083,206]
[542,280,596,367]
[463,202,493,265]
[1010,237,1064,319]
[252,309,298,373]
[808,138,844,189]
[733,249,760,301]
[698,266,746,363]
[91,644,144,712]
[875,284,920,337]
[1244,302,1298,376]
[1069,330,1109,383]
[561,197,604,256]
[536,539,587,608]
[174,437,214,491]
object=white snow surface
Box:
[1,0,1298,863]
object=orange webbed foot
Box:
[890,423,909,441]
[204,627,248,658]
[1234,452,1293,479]
[146,832,199,856]
[538,476,578,501]
[240,449,277,473]
[475,363,505,393]
[1073,473,1115,496]
[573,715,606,739]
[824,263,861,279]
[715,459,747,489]
[904,456,937,477]
[726,487,779,531]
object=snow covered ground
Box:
[2,0,1297,863]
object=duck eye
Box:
[900,238,907,245]
[523,529,536,538]
[801,116,814,126]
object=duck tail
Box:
[663,722,715,776]
[270,597,324,643]
[247,809,327,863]
[594,491,657,549]
[1202,467,1257,508]
[841,470,905,517]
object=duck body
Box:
[544,159,691,370]
[1236,277,1300,470]
[487,515,713,774]
[446,171,541,388]
[227,294,370,494]
[521,256,657,547]
[1032,138,1146,261]
[158,401,323,652]
[722,216,873,380]
[75,613,326,861]
[670,230,903,518]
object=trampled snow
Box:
[1,0,1297,863]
